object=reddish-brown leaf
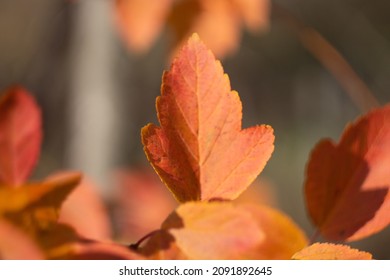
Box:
[305,104,390,241]
[115,0,173,53]
[0,86,42,187]
[142,34,274,202]
[292,243,372,260]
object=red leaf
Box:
[292,243,372,260]
[305,104,390,241]
[0,86,42,187]
[142,34,274,202]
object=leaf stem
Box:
[128,230,160,250]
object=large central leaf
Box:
[142,34,274,202]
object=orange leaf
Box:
[154,201,264,259]
[115,0,173,53]
[0,86,42,187]
[0,172,83,259]
[0,172,82,217]
[292,243,372,260]
[34,223,80,259]
[241,204,308,259]
[0,219,44,260]
[231,0,270,32]
[168,0,270,58]
[142,34,274,202]
[115,0,270,58]
[141,202,307,260]
[168,0,241,58]
[0,172,81,246]
[305,104,390,241]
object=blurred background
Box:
[0,0,389,258]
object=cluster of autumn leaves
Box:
[0,34,389,260]
[115,0,270,58]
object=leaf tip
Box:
[189,32,201,42]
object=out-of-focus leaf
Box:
[113,167,177,242]
[115,0,173,53]
[305,104,390,241]
[139,230,187,260]
[0,86,41,187]
[231,0,270,32]
[168,0,240,58]
[0,172,82,217]
[142,34,274,202]
[59,176,112,241]
[292,243,372,260]
[0,219,43,260]
[115,0,270,58]
[143,201,264,259]
[0,172,82,259]
[34,223,80,259]
[141,202,307,260]
[241,204,308,259]
[114,168,276,245]
[235,177,278,207]
[169,0,270,58]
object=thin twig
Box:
[273,4,380,113]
